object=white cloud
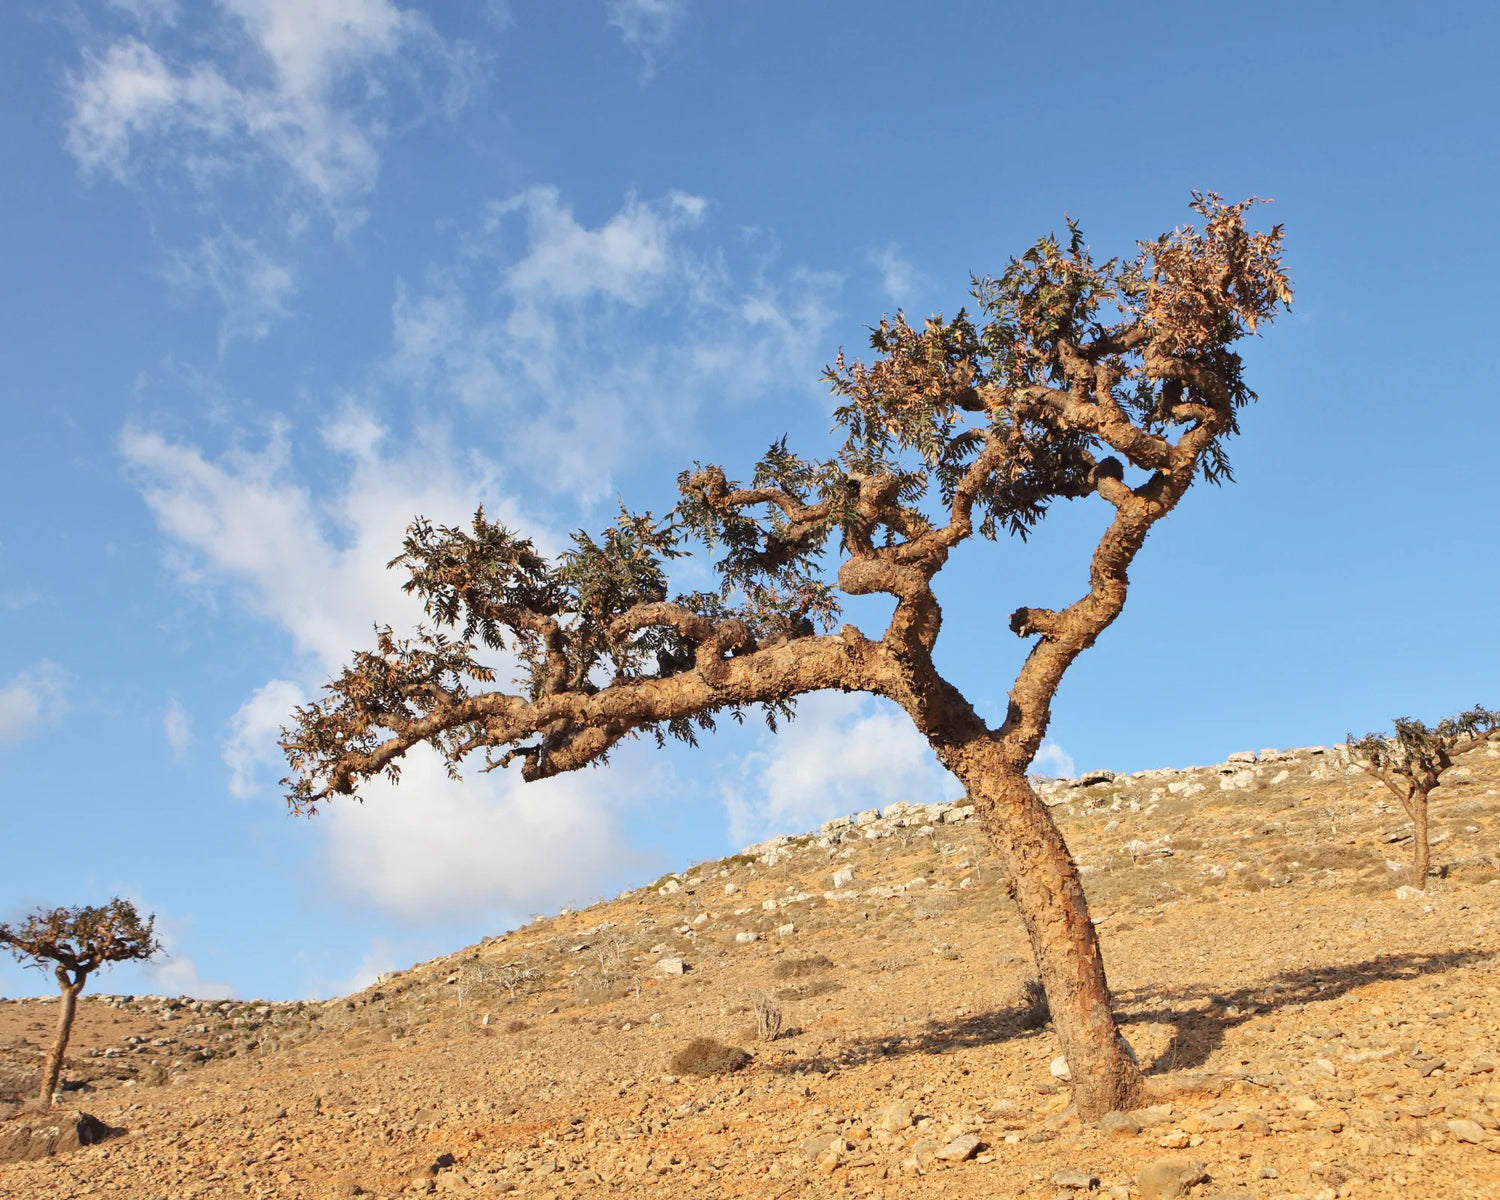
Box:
[1032,740,1075,779]
[223,678,305,797]
[501,186,706,306]
[321,746,650,922]
[163,698,194,760]
[722,692,958,849]
[133,901,235,999]
[67,2,457,211]
[121,412,516,673]
[121,406,651,916]
[145,947,235,1000]
[107,0,181,26]
[320,936,401,997]
[871,245,921,304]
[164,232,296,348]
[1,587,43,611]
[0,663,68,745]
[122,183,845,917]
[391,188,839,500]
[66,1,473,341]
[606,0,685,49]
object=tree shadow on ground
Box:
[1114,947,1494,1074]
[767,947,1494,1077]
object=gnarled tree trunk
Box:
[1412,793,1430,888]
[953,747,1144,1117]
[41,968,87,1106]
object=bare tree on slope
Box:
[282,194,1290,1117]
[1348,705,1498,888]
[0,899,160,1106]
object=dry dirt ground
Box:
[4,741,1500,1200]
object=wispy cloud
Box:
[145,944,234,1000]
[870,245,922,304]
[120,406,652,917]
[222,679,304,797]
[67,1,462,211]
[123,182,843,918]
[131,899,235,999]
[1032,740,1075,779]
[606,0,686,75]
[163,232,296,348]
[105,0,181,28]
[0,663,68,745]
[163,698,193,760]
[121,412,516,674]
[64,0,474,341]
[391,187,839,500]
[721,693,957,848]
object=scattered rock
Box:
[932,1133,981,1162]
[424,1153,457,1175]
[800,1134,847,1159]
[1050,1055,1071,1080]
[653,957,686,976]
[1407,1049,1447,1077]
[1098,1111,1141,1137]
[1447,1118,1488,1144]
[1052,1167,1101,1188]
[1137,1157,1208,1200]
[873,1099,913,1131]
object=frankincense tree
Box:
[282,194,1291,1116]
[1348,706,1498,888]
[0,898,160,1106]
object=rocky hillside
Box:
[3,739,1500,1199]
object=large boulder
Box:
[0,1110,120,1162]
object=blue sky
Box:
[1,1,1496,1001]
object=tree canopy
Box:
[283,193,1290,808]
[0,898,160,982]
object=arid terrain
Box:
[4,740,1499,1199]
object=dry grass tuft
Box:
[1016,977,1050,1029]
[771,954,835,980]
[668,1037,751,1076]
[776,979,842,1001]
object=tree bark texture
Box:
[1413,794,1430,887]
[41,971,85,1106]
[933,734,1144,1117]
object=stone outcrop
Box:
[0,1110,118,1162]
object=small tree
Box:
[0,898,161,1105]
[283,195,1290,1117]
[1348,706,1498,888]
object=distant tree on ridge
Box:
[0,898,161,1106]
[1348,705,1498,888]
